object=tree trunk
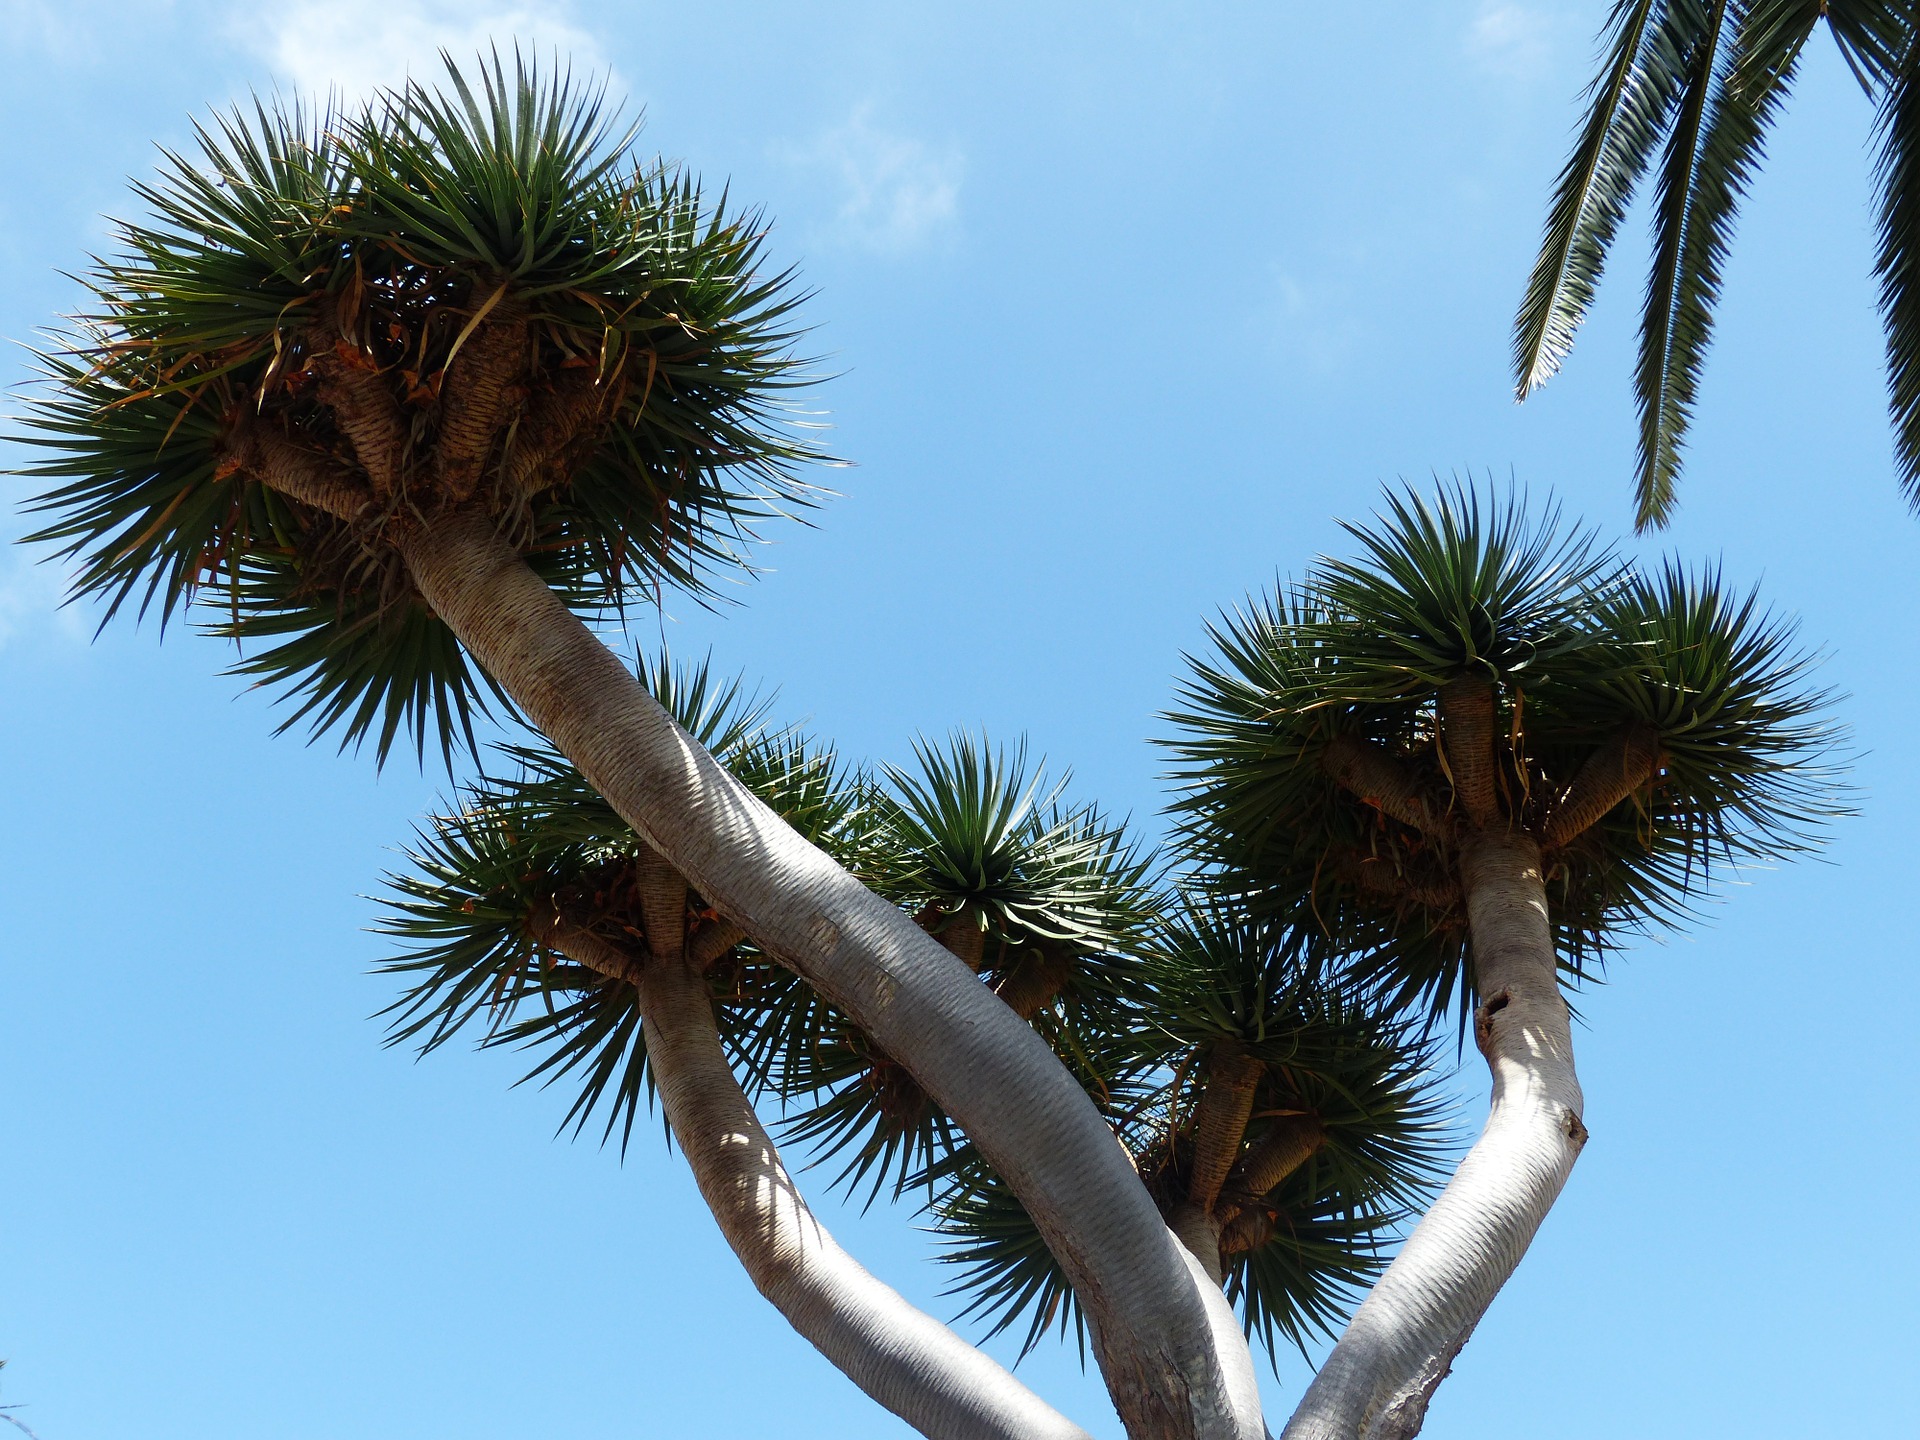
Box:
[1277,831,1586,1440]
[635,953,1091,1440]
[394,509,1266,1440]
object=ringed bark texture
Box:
[636,954,1091,1440]
[396,510,1266,1440]
[1278,832,1586,1440]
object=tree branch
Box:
[1339,852,1461,913]
[223,418,371,523]
[396,509,1268,1440]
[1321,734,1453,838]
[634,952,1095,1440]
[312,339,410,499]
[688,917,749,971]
[934,905,987,971]
[1540,722,1661,849]
[633,846,691,965]
[434,306,529,501]
[1279,832,1585,1440]
[503,366,616,498]
[1437,677,1500,828]
[993,947,1075,1020]
[1223,1115,1325,1209]
[533,901,1091,1440]
[525,904,645,987]
[1216,1117,1326,1257]
[1186,1042,1265,1217]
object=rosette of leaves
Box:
[377,651,857,1148]
[770,734,1158,1203]
[1164,483,1846,1025]
[935,895,1447,1361]
[17,53,817,765]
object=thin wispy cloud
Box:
[229,0,607,104]
[1464,1,1561,80]
[780,107,963,256]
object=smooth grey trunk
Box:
[395,509,1265,1440]
[634,952,1092,1440]
[1278,831,1586,1440]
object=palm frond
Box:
[1308,481,1616,699]
[1515,0,1693,395]
[1874,24,1920,507]
[1635,0,1801,530]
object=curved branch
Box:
[1540,722,1660,849]
[536,904,1091,1440]
[312,341,410,499]
[525,905,645,986]
[636,953,1094,1440]
[1222,1115,1325,1213]
[1279,833,1586,1440]
[688,917,749,971]
[1187,1043,1265,1216]
[1321,734,1452,839]
[503,366,616,498]
[395,509,1267,1440]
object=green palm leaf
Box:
[376,650,858,1150]
[1874,25,1920,505]
[14,52,821,766]
[1515,0,1694,396]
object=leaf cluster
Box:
[934,897,1449,1361]
[376,651,856,1150]
[1515,0,1920,525]
[15,51,820,765]
[1165,483,1846,1022]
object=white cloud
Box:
[1465,1,1557,79]
[780,107,963,256]
[229,0,606,104]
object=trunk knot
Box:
[1472,989,1511,1055]
[1561,1107,1589,1148]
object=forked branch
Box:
[538,914,1092,1440]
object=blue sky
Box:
[2,3,1915,1437]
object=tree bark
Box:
[394,508,1266,1440]
[633,952,1093,1440]
[1436,679,1499,829]
[1277,831,1585,1440]
[1540,723,1660,849]
[1320,735,1450,838]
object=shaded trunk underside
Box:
[395,508,1266,1440]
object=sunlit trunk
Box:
[635,952,1091,1440]
[397,508,1267,1440]
[1279,831,1586,1440]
